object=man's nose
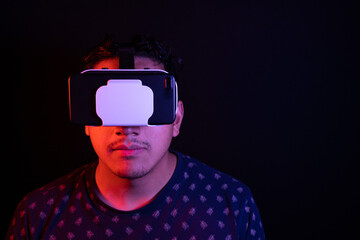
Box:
[114,126,140,136]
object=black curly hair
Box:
[82,34,182,79]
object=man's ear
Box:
[172,100,184,137]
[85,125,90,136]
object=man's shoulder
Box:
[176,152,266,240]
[176,151,252,200]
[20,162,96,209]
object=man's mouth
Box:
[111,144,145,150]
[108,140,150,156]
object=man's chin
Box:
[112,165,149,180]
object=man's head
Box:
[82,35,184,179]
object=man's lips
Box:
[108,141,150,157]
[108,139,151,156]
[111,144,146,151]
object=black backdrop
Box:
[3,0,358,239]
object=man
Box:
[7,35,265,239]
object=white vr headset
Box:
[68,69,178,126]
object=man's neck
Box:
[94,151,177,211]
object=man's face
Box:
[85,57,183,179]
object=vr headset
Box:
[68,69,178,126]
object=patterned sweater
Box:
[7,151,265,240]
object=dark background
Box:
[2,0,358,239]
